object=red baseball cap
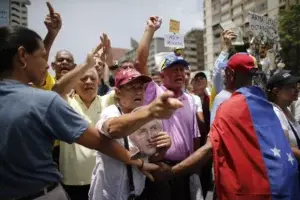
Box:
[227,53,258,73]
[218,53,258,73]
[115,68,152,89]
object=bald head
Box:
[52,50,76,80]
[55,50,74,61]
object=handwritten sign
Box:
[164,34,185,48]
[248,12,278,40]
[0,0,10,26]
[169,19,180,33]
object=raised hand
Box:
[99,33,114,67]
[222,30,236,49]
[44,2,62,36]
[85,39,103,68]
[148,91,183,119]
[147,16,162,31]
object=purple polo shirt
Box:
[144,81,200,161]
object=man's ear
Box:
[272,88,280,96]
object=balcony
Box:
[221,11,230,21]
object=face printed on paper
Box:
[129,115,162,156]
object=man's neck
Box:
[80,96,96,109]
[5,71,28,84]
[166,87,183,98]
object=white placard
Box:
[220,20,236,30]
[248,11,278,40]
[0,0,10,26]
[164,33,185,48]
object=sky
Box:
[28,0,203,65]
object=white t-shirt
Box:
[273,105,300,148]
[210,89,232,126]
[191,93,203,113]
[89,105,146,200]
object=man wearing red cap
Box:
[89,67,184,199]
[210,52,257,125]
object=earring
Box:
[21,63,27,69]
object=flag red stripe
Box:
[211,94,271,200]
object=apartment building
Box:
[184,29,205,71]
[120,37,172,73]
[147,37,172,72]
[203,0,299,71]
[10,0,31,27]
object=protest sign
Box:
[220,20,236,31]
[169,19,180,33]
[248,11,278,40]
[129,107,163,158]
[220,20,244,46]
[164,33,185,48]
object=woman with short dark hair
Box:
[0,26,157,200]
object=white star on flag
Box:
[270,146,281,158]
[287,153,294,165]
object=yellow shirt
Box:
[33,72,56,90]
[59,92,115,185]
[33,72,60,147]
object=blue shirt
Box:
[0,80,89,198]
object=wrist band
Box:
[139,159,144,169]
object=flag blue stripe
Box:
[237,86,300,200]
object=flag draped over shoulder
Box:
[211,86,300,200]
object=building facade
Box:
[147,37,172,72]
[184,29,205,71]
[203,0,299,71]
[10,0,31,27]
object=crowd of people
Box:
[1,2,300,200]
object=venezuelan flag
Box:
[211,86,300,199]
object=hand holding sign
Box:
[44,2,62,36]
[148,91,183,119]
[147,16,162,31]
[150,131,171,149]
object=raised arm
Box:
[52,35,104,98]
[43,2,62,62]
[135,16,162,75]
[103,91,183,139]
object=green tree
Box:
[279,5,300,75]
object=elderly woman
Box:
[89,68,183,200]
[266,71,300,162]
[0,26,158,200]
